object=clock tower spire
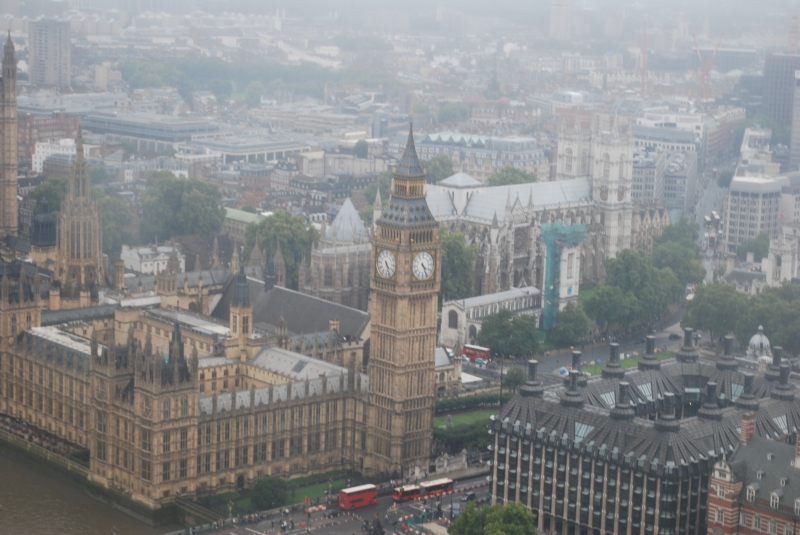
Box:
[367,123,441,478]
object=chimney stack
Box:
[740,411,756,444]
[655,392,681,432]
[520,360,544,398]
[771,363,795,401]
[735,372,760,411]
[610,381,636,421]
[766,346,783,382]
[646,336,655,355]
[603,343,625,378]
[639,335,661,370]
[718,335,738,371]
[677,328,698,363]
[698,382,723,420]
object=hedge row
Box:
[434,392,514,415]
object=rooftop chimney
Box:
[610,381,637,421]
[771,363,795,402]
[655,392,681,433]
[766,346,783,382]
[603,343,626,378]
[735,372,760,411]
[677,328,698,363]
[740,411,756,444]
[698,381,722,420]
[639,335,661,371]
[520,359,544,398]
[560,370,585,408]
[717,335,738,371]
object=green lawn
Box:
[434,408,496,428]
[583,351,676,376]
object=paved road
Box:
[183,475,491,535]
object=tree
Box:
[682,282,747,342]
[653,218,700,250]
[449,502,537,535]
[652,241,706,285]
[363,170,392,209]
[440,228,478,303]
[503,366,526,392]
[605,249,673,321]
[737,232,770,263]
[140,172,225,242]
[251,477,289,510]
[549,303,589,347]
[717,169,734,188]
[487,166,536,187]
[244,210,318,290]
[358,205,374,226]
[240,204,257,213]
[583,284,639,331]
[90,166,111,184]
[477,309,540,358]
[437,103,469,124]
[733,284,800,356]
[354,140,369,158]
[422,153,454,184]
[29,177,68,213]
[244,81,266,108]
[95,190,133,255]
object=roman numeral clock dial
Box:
[412,251,434,280]
[376,249,396,278]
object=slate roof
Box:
[439,172,483,188]
[212,281,369,340]
[325,198,368,243]
[41,304,118,326]
[497,339,800,475]
[463,178,593,222]
[729,436,800,504]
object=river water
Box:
[0,443,182,535]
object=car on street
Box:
[669,333,681,340]
[474,358,487,365]
[324,509,341,518]
[461,492,477,502]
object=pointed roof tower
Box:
[232,266,250,308]
[394,122,425,179]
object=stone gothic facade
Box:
[426,114,669,298]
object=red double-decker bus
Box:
[339,484,378,510]
[392,484,420,502]
[462,344,490,362]
[419,478,454,498]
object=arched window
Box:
[26,313,31,330]
[163,399,171,420]
[448,310,458,329]
[180,396,188,417]
[580,150,588,174]
[602,154,610,179]
[324,265,333,286]
[468,325,477,342]
[10,314,16,335]
[565,148,573,174]
[619,154,626,179]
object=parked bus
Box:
[339,484,378,510]
[703,215,712,227]
[419,478,455,498]
[462,344,490,362]
[392,484,421,502]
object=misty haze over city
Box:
[3,0,800,535]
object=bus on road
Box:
[462,344,490,362]
[339,484,378,510]
[392,484,421,502]
[419,478,455,498]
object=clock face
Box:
[376,249,396,279]
[412,251,435,280]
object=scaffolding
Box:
[540,222,586,330]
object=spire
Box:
[491,211,499,228]
[374,188,382,207]
[75,126,84,164]
[232,266,250,308]
[527,188,534,209]
[3,29,14,65]
[394,122,424,178]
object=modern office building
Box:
[664,151,698,213]
[491,333,800,535]
[764,53,800,129]
[791,71,800,169]
[723,175,788,251]
[631,149,666,203]
[28,19,71,88]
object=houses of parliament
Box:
[0,36,441,509]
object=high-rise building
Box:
[791,71,800,169]
[763,53,800,129]
[0,34,17,236]
[549,1,572,41]
[367,125,441,477]
[28,19,71,88]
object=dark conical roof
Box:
[232,266,250,307]
[394,123,424,178]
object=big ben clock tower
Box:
[367,124,441,478]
